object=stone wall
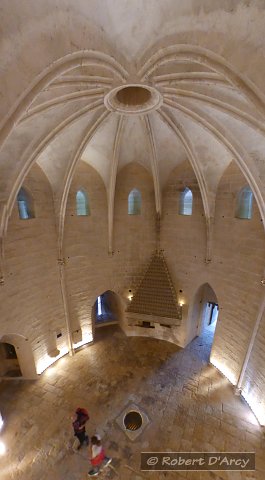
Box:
[0,164,66,375]
[209,161,265,385]
[0,158,265,424]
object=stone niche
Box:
[126,252,182,330]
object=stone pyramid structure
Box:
[127,252,181,321]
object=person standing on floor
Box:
[72,407,89,450]
[88,434,112,476]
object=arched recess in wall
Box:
[0,334,37,379]
[187,283,219,352]
[91,290,125,336]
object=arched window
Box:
[179,187,193,215]
[128,189,141,215]
[235,186,253,219]
[17,187,35,219]
[76,189,90,216]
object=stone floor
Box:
[0,324,264,480]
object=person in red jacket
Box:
[88,434,112,476]
[72,407,89,450]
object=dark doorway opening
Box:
[189,283,219,362]
[0,342,22,377]
[92,290,121,328]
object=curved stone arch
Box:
[158,108,214,262]
[163,98,265,228]
[138,44,265,117]
[6,101,104,211]
[162,87,265,137]
[186,281,219,345]
[0,333,37,379]
[1,103,106,246]
[108,115,125,254]
[58,109,110,257]
[20,89,105,124]
[0,50,129,150]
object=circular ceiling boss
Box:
[104,84,163,115]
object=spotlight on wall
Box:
[36,346,69,374]
[128,289,133,301]
[73,332,93,349]
[0,441,6,455]
[210,357,237,386]
[241,389,265,426]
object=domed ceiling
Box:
[0,0,265,253]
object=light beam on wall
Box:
[241,389,265,426]
[0,413,3,431]
[210,357,237,386]
[0,441,6,455]
[73,332,93,349]
[36,346,69,374]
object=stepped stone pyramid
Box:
[127,252,182,321]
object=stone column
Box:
[58,258,75,356]
[235,290,265,394]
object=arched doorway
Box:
[187,283,219,360]
[0,334,37,379]
[0,342,22,377]
[92,290,122,329]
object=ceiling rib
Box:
[158,106,214,262]
[162,88,265,135]
[108,115,124,254]
[143,114,162,215]
[164,97,265,226]
[20,91,105,123]
[58,108,110,256]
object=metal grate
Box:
[123,411,143,431]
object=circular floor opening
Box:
[123,411,143,431]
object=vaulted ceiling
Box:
[0,0,265,254]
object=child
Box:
[88,434,112,476]
[72,407,89,450]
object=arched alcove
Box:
[91,290,124,335]
[0,334,37,379]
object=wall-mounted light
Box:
[128,289,133,301]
